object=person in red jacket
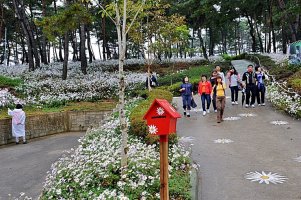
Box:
[198,75,212,116]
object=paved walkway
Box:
[0,132,85,199]
[175,60,301,200]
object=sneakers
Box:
[23,141,27,144]
[203,111,206,116]
[262,103,265,106]
[245,104,249,108]
[187,114,190,117]
[235,101,238,105]
[207,110,210,114]
[251,104,255,108]
[232,101,235,105]
[258,104,261,106]
[214,110,217,113]
[184,111,186,116]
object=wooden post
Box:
[160,135,169,200]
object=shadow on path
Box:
[0,132,85,199]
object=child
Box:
[8,104,26,144]
[198,75,212,116]
[227,66,240,105]
[212,76,226,123]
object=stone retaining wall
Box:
[0,111,111,146]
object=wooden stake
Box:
[160,135,169,200]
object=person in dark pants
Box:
[242,65,258,108]
[180,76,193,117]
[209,70,218,113]
[227,66,240,105]
[256,67,266,106]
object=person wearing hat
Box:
[227,66,241,105]
[8,104,27,144]
[211,75,226,123]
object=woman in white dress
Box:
[8,104,26,144]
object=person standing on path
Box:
[210,70,218,113]
[256,67,267,106]
[212,76,226,123]
[180,76,193,117]
[8,104,27,144]
[198,75,212,116]
[242,65,257,108]
[215,65,226,84]
[227,66,240,105]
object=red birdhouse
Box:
[143,99,181,136]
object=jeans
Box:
[201,94,211,111]
[246,84,256,105]
[182,95,192,110]
[212,94,217,110]
[230,86,239,102]
[257,84,266,104]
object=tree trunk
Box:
[80,23,87,75]
[86,27,94,63]
[71,31,78,61]
[209,27,214,56]
[246,14,257,52]
[282,26,288,54]
[102,16,107,60]
[254,15,264,53]
[41,0,48,64]
[58,38,64,61]
[198,28,208,60]
[62,32,69,80]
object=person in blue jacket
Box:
[180,76,193,117]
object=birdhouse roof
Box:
[143,99,181,119]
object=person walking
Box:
[215,65,226,83]
[227,66,240,105]
[8,104,27,144]
[209,70,218,113]
[180,76,193,117]
[198,75,212,116]
[242,65,257,108]
[256,67,267,106]
[212,76,226,123]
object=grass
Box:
[0,101,117,119]
[0,75,22,88]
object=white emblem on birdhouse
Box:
[156,107,165,116]
[148,125,158,135]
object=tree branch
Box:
[126,1,145,34]
[96,2,117,26]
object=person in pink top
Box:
[8,104,26,144]
[198,75,212,116]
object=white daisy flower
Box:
[238,113,257,117]
[214,139,233,144]
[294,156,301,163]
[245,171,288,184]
[270,120,289,125]
[148,125,158,135]
[223,117,241,121]
[156,107,165,115]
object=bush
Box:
[129,89,175,144]
[0,75,22,88]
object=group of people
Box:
[180,64,268,123]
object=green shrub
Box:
[0,75,22,88]
[129,89,176,144]
[221,54,232,61]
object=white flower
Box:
[223,117,241,121]
[238,113,257,117]
[294,156,301,163]
[245,171,288,184]
[270,120,289,125]
[214,139,233,144]
[156,107,165,115]
[148,125,158,135]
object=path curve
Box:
[174,60,301,200]
[0,132,85,199]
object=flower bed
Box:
[41,100,193,199]
[267,82,301,118]
[0,88,25,107]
